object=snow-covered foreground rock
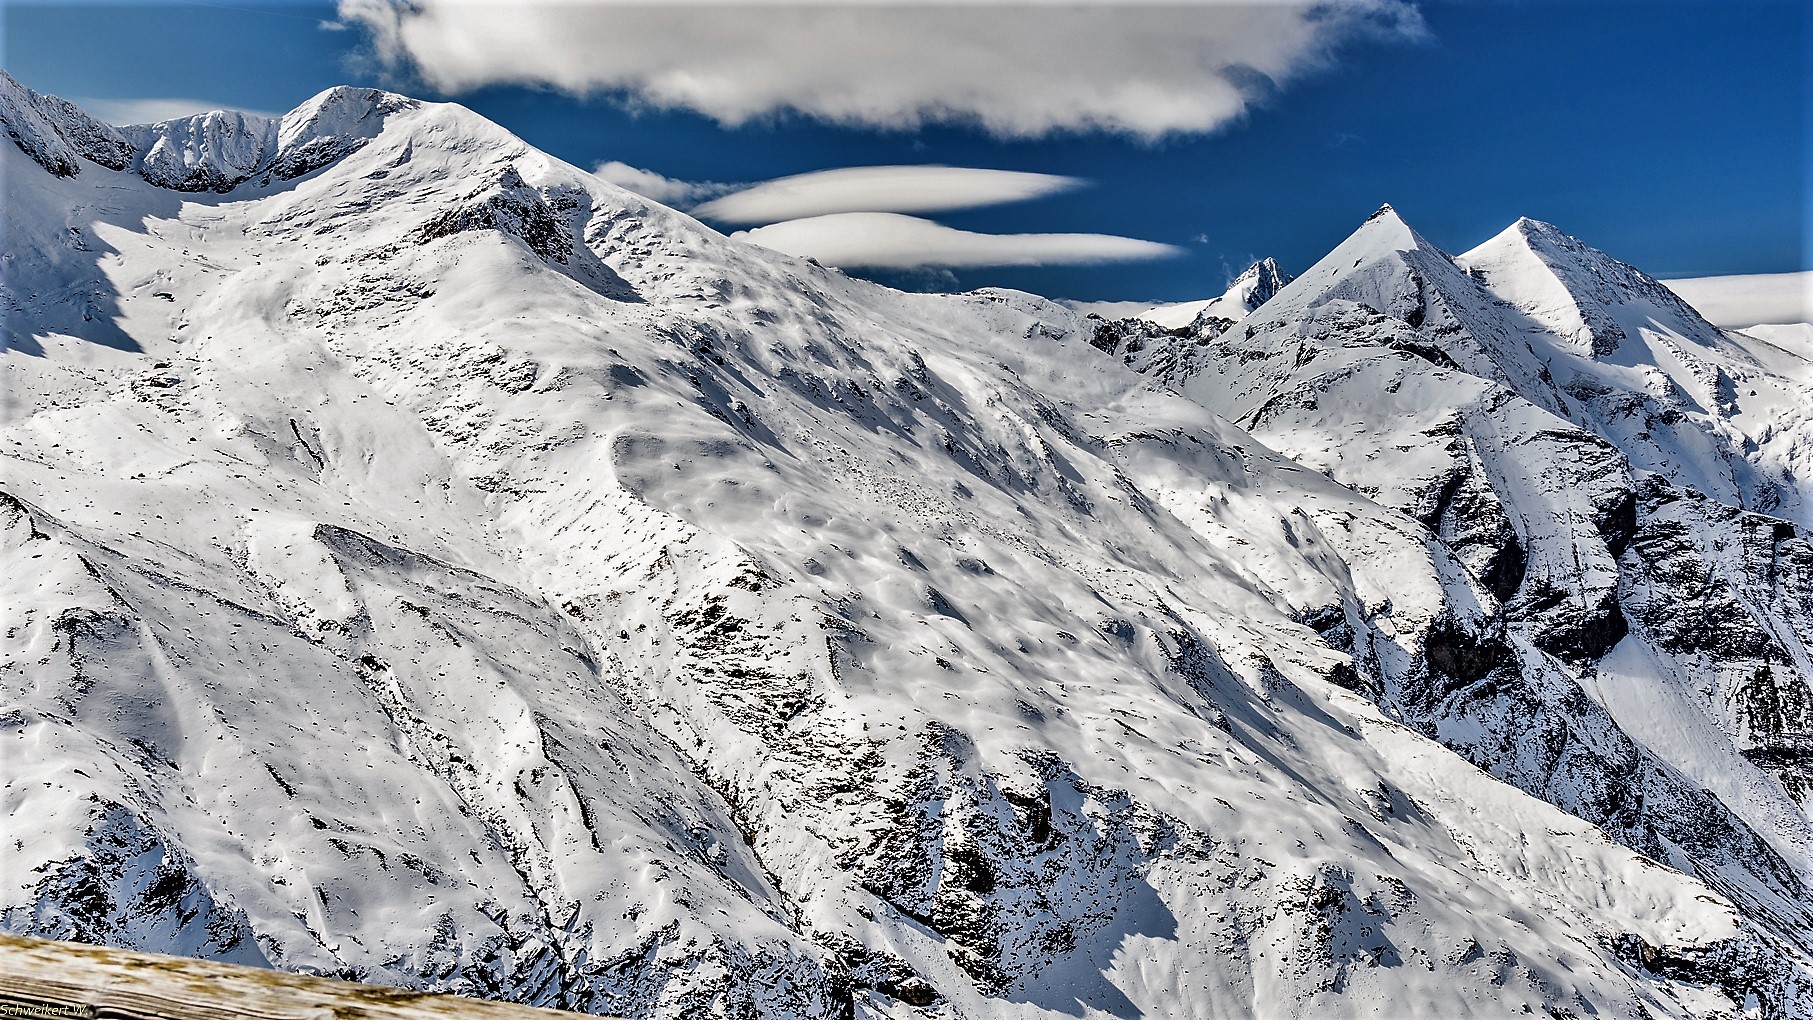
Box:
[4,71,1813,1018]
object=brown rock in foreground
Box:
[0,933,607,1020]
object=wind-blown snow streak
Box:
[5,71,1813,1019]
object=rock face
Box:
[5,78,1813,1020]
[0,70,134,176]
[123,112,278,192]
[414,167,572,266]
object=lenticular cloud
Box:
[593,161,737,207]
[692,166,1083,226]
[737,212,1185,268]
[337,0,1425,139]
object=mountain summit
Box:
[1137,256,1293,330]
[1460,215,1723,358]
[5,77,1813,1019]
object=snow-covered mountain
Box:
[1132,257,1293,331]
[6,69,1813,1019]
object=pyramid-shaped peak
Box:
[1466,218,1551,261]
[1468,216,1644,283]
[1357,202,1421,239]
[1360,202,1432,238]
[1230,257,1293,309]
[1460,216,1721,356]
[1507,216,1592,254]
[1328,201,1446,263]
[1477,217,1638,275]
[1236,256,1287,282]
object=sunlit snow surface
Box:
[5,75,1813,1018]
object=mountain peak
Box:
[1130,256,1292,330]
[1460,216,1719,356]
[1229,257,1292,310]
[281,85,418,136]
[269,85,420,182]
[1342,201,1436,256]
[1281,202,1447,287]
[1509,216,1591,255]
[1360,202,1425,238]
[1234,256,1283,282]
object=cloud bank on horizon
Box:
[77,97,282,126]
[1664,271,1812,330]
[335,0,1425,139]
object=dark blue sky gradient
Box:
[4,1,1805,301]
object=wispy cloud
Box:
[691,166,1083,226]
[336,0,1425,140]
[1663,271,1812,329]
[77,97,281,126]
[737,212,1184,269]
[592,161,738,207]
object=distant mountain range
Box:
[5,70,1813,1019]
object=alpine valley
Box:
[4,71,1813,1019]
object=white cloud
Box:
[336,0,1425,139]
[78,97,282,126]
[592,161,737,207]
[692,166,1082,226]
[736,212,1184,269]
[1663,271,1812,329]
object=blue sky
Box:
[3,1,1805,303]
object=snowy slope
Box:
[5,74,1813,1020]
